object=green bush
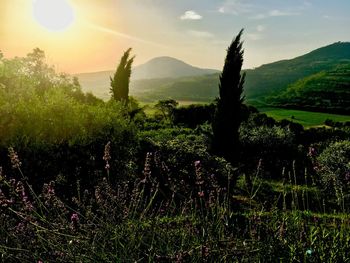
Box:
[240,125,301,179]
[317,140,350,203]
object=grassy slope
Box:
[268,64,350,113]
[261,107,350,127]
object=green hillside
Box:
[269,64,350,114]
[131,74,219,102]
[244,42,350,98]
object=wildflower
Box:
[70,213,79,230]
[194,160,201,167]
[71,213,79,223]
[308,147,317,158]
[8,147,22,169]
[103,141,111,171]
[345,171,350,184]
[198,191,205,198]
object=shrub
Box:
[240,125,300,180]
[316,140,350,203]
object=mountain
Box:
[132,56,219,79]
[76,56,220,100]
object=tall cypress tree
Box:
[110,48,134,102]
[212,29,245,163]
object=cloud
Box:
[188,30,214,38]
[180,10,202,20]
[218,0,254,15]
[256,25,265,32]
[269,9,300,17]
[250,9,300,19]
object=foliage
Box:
[212,29,245,163]
[316,140,350,202]
[239,124,302,180]
[173,103,215,128]
[269,64,350,114]
[0,48,102,105]
[154,99,178,123]
[110,48,134,103]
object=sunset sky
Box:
[1,0,349,74]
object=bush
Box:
[240,125,302,180]
[139,128,237,191]
[316,140,350,202]
[0,95,138,192]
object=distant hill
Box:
[76,56,220,100]
[268,63,350,114]
[131,74,220,102]
[132,56,219,79]
[76,42,350,109]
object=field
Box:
[142,99,350,127]
[260,107,350,127]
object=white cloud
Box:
[250,13,266,20]
[269,10,300,17]
[188,30,214,38]
[250,9,300,20]
[218,0,254,15]
[180,10,202,20]
[256,25,265,32]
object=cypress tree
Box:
[212,29,245,163]
[110,48,134,102]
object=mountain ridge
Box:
[76,42,350,110]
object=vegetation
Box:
[110,48,135,103]
[269,64,350,114]
[261,108,350,127]
[1,43,350,262]
[77,42,350,117]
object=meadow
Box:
[260,107,350,127]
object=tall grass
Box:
[1,147,350,262]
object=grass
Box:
[3,143,350,261]
[260,107,350,127]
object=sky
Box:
[1,0,350,74]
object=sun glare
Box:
[32,0,75,32]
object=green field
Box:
[261,107,350,127]
[141,99,350,127]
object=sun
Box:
[32,0,75,32]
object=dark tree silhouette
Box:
[110,48,134,102]
[212,29,245,163]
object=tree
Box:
[212,29,245,163]
[110,48,134,103]
[155,99,178,122]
